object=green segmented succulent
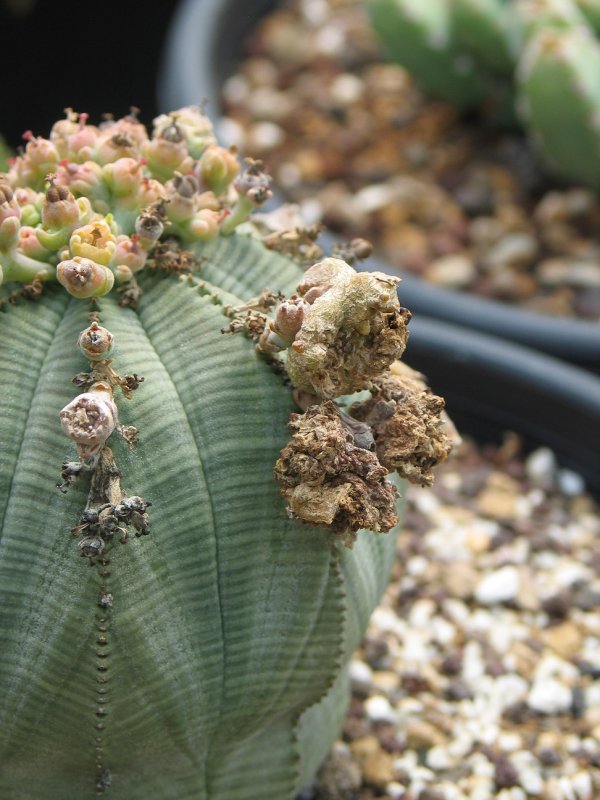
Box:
[369,0,600,186]
[369,0,488,108]
[0,108,452,798]
[574,0,600,32]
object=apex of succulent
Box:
[369,0,600,186]
[0,106,267,296]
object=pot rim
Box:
[406,315,600,494]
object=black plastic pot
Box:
[158,0,600,373]
[404,316,600,495]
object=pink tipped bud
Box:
[78,321,114,361]
[55,160,103,197]
[114,234,147,272]
[14,187,39,208]
[50,109,80,152]
[102,157,145,197]
[66,125,99,160]
[143,131,194,180]
[136,176,167,207]
[25,136,58,166]
[188,208,220,240]
[59,382,118,458]
[197,145,240,195]
[57,256,115,298]
[18,225,50,259]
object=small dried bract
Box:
[262,224,325,268]
[145,237,199,274]
[274,400,399,546]
[350,361,454,487]
[223,288,285,340]
[284,258,410,398]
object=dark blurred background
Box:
[0,0,180,148]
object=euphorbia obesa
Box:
[0,106,452,799]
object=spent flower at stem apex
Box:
[59,382,118,461]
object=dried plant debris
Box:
[284,258,411,398]
[350,361,455,487]
[266,256,454,541]
[274,400,399,545]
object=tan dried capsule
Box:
[274,401,399,545]
[59,383,118,459]
[349,361,454,487]
[78,321,114,361]
[286,261,410,399]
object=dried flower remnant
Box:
[257,294,310,354]
[350,360,454,487]
[59,382,118,461]
[78,321,114,361]
[285,258,410,398]
[274,401,399,545]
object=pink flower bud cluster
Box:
[0,106,273,296]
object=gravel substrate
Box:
[220,0,600,320]
[306,435,600,800]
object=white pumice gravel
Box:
[307,437,600,800]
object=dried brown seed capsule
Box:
[350,361,455,487]
[274,400,399,545]
[0,183,14,204]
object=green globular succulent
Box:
[369,0,600,186]
[0,107,453,799]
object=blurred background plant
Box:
[204,0,600,326]
[370,0,600,187]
